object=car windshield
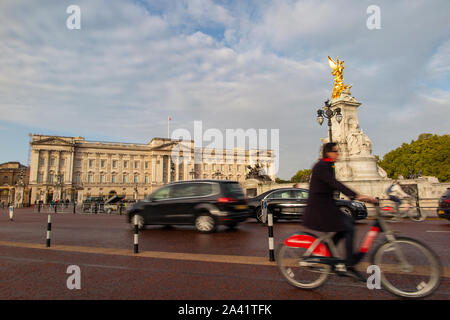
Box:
[147,186,171,201]
[222,182,245,199]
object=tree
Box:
[378,133,450,182]
[275,178,290,184]
[291,169,312,183]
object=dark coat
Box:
[303,159,357,232]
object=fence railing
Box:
[31,202,129,215]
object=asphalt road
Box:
[0,208,449,301]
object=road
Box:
[0,207,449,302]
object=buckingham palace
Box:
[28,134,275,204]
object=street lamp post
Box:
[316,99,343,142]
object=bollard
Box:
[46,214,52,247]
[9,205,14,221]
[134,215,139,254]
[54,203,57,214]
[38,203,41,213]
[263,200,275,261]
[73,202,76,214]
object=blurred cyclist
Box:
[386,180,412,211]
[303,142,376,281]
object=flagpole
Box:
[168,116,170,139]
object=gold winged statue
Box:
[328,56,352,99]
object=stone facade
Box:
[28,135,275,203]
[0,162,29,207]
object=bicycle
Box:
[381,197,426,222]
[277,201,442,298]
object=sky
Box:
[0,0,449,180]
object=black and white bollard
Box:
[134,215,139,254]
[264,200,275,261]
[46,214,52,247]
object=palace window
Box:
[89,159,94,168]
[144,175,149,184]
[134,175,139,183]
[112,160,117,169]
[38,173,43,183]
[123,161,128,169]
[100,174,105,183]
[145,161,149,169]
[88,174,93,183]
[101,160,106,168]
[134,161,139,169]
[123,175,127,183]
[111,175,116,183]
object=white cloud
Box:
[0,0,449,179]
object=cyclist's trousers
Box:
[332,229,357,266]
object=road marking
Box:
[0,240,449,278]
[426,231,450,233]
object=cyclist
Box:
[303,142,376,281]
[386,180,412,211]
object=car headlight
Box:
[351,201,365,208]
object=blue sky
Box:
[0,0,449,179]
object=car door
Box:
[291,189,309,215]
[143,185,172,223]
[266,190,294,216]
[164,183,199,224]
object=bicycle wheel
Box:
[371,237,441,298]
[277,244,330,289]
[408,208,426,222]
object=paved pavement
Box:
[0,208,449,301]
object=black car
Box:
[437,188,450,220]
[247,187,367,222]
[127,180,251,232]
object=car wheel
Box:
[255,207,265,223]
[131,214,145,230]
[195,214,216,233]
[339,206,353,218]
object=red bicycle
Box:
[277,201,442,298]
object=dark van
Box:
[127,180,250,232]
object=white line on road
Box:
[426,231,450,233]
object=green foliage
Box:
[378,134,450,182]
[291,169,312,183]
[275,178,290,184]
